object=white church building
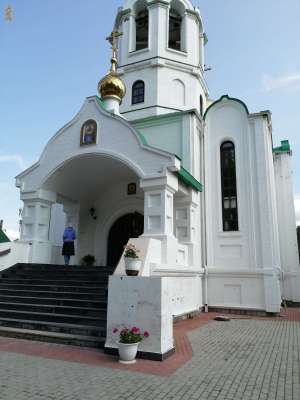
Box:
[1,0,299,358]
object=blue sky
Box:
[1,0,300,238]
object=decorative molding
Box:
[204,95,249,120]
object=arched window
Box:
[169,8,182,51]
[136,8,148,51]
[220,141,239,231]
[132,81,145,104]
[200,95,203,117]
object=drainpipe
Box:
[203,265,208,312]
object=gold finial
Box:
[98,30,126,103]
[4,5,13,22]
[106,30,123,72]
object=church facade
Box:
[2,0,299,357]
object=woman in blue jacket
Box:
[62,225,76,265]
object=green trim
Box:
[204,95,249,120]
[273,140,291,154]
[0,228,10,243]
[136,131,148,146]
[131,108,199,126]
[132,113,182,129]
[177,168,203,192]
[122,104,182,115]
[96,96,107,111]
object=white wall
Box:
[274,150,300,301]
[105,274,202,357]
[117,0,208,120]
[79,181,144,266]
[204,97,282,312]
[0,241,31,271]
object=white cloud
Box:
[262,72,300,92]
[295,196,300,227]
[0,154,26,170]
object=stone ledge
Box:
[208,307,276,317]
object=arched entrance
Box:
[107,212,144,268]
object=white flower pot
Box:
[124,257,142,276]
[118,342,140,364]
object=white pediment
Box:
[16,96,179,193]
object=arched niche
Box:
[172,79,186,107]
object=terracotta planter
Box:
[124,257,142,276]
[118,341,140,364]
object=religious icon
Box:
[127,182,137,195]
[80,120,97,146]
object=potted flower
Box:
[123,244,141,276]
[82,254,95,267]
[113,326,149,364]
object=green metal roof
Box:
[273,140,291,154]
[0,228,10,243]
[177,168,203,192]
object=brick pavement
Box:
[0,309,299,399]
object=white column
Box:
[140,173,178,264]
[128,13,136,53]
[148,1,169,55]
[142,186,174,237]
[21,190,56,264]
[174,190,200,266]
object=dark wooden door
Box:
[107,212,144,268]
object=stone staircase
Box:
[0,263,113,348]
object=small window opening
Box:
[136,10,148,51]
[169,9,182,51]
[220,141,239,231]
[132,81,145,104]
[200,95,204,117]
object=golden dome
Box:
[98,57,126,103]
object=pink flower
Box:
[132,327,140,334]
[143,331,150,338]
[113,328,118,333]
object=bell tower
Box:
[114,0,209,120]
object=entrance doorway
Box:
[107,212,144,268]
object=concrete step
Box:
[0,263,110,348]
[0,288,106,300]
[0,278,108,287]
[8,271,111,278]
[0,326,105,348]
[0,283,106,293]
[15,263,113,273]
[0,302,106,317]
[0,295,106,308]
[0,317,106,337]
[0,308,106,326]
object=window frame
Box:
[132,80,145,105]
[135,9,149,51]
[220,141,239,232]
[168,8,182,52]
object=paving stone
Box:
[0,318,300,399]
